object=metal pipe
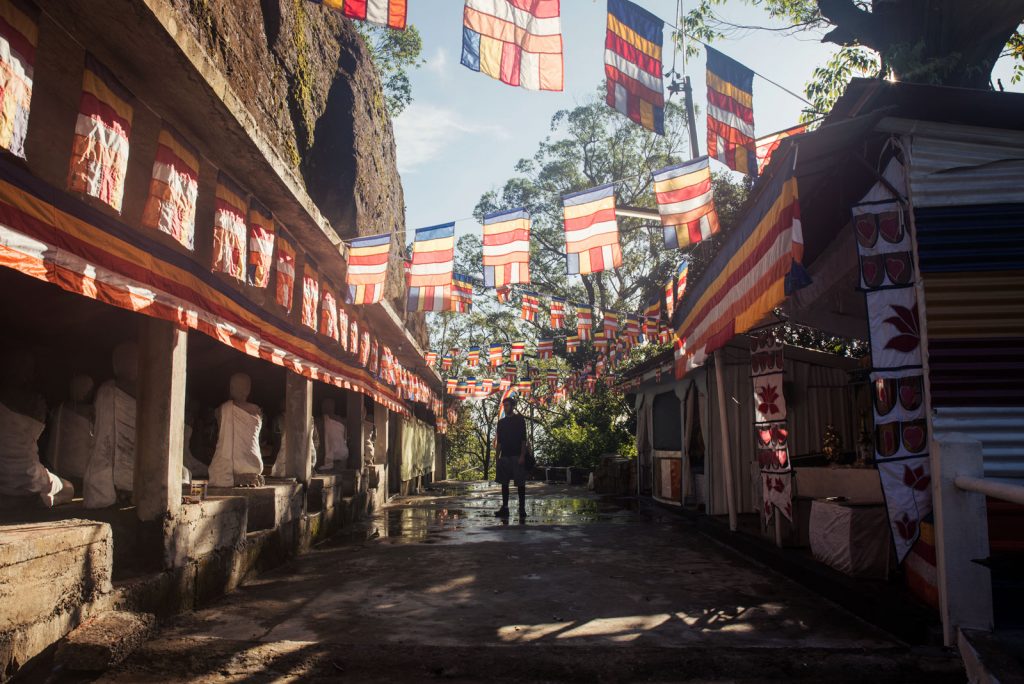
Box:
[954,475,1024,506]
[713,350,738,531]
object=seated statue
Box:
[318,398,348,472]
[208,373,264,487]
[84,342,138,508]
[0,350,74,507]
[44,374,95,481]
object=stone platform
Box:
[207,482,303,533]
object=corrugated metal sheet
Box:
[922,272,1024,339]
[927,338,1024,406]
[933,406,1024,481]
[915,204,1024,273]
[906,127,1024,208]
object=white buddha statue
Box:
[0,351,74,507]
[208,373,264,487]
[270,401,318,479]
[44,374,95,481]
[318,398,348,472]
[84,342,138,508]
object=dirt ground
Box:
[100,482,963,682]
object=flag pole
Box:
[682,75,701,160]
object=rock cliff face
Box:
[168,0,423,342]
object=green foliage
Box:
[356,23,424,117]
[537,384,635,469]
[1010,30,1024,84]
[802,46,880,121]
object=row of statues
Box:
[0,342,371,509]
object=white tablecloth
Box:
[809,499,892,578]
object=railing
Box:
[953,474,1024,505]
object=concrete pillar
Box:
[284,372,313,485]
[932,433,993,645]
[134,318,187,521]
[373,404,388,467]
[345,390,365,469]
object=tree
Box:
[679,1,1024,115]
[356,23,424,116]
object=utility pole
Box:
[682,75,701,160]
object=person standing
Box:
[494,396,529,520]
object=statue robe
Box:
[0,402,71,507]
[83,381,135,508]
[209,401,263,487]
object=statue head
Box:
[69,374,94,402]
[229,373,252,402]
[112,342,138,384]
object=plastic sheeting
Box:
[400,417,435,481]
[809,499,891,578]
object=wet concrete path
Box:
[104,483,961,682]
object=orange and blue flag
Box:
[310,0,407,30]
[408,222,455,287]
[563,184,622,275]
[604,0,664,134]
[706,47,756,176]
[461,0,563,91]
[482,207,530,287]
[756,123,806,175]
[653,157,720,249]
[0,0,36,158]
[346,232,391,304]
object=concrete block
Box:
[338,469,362,497]
[308,475,340,514]
[55,610,155,671]
[170,497,248,564]
[207,483,304,532]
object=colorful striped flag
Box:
[320,285,339,341]
[247,201,275,288]
[594,331,608,353]
[603,312,619,340]
[520,291,540,321]
[141,125,199,250]
[516,379,533,397]
[706,47,756,176]
[346,232,391,304]
[446,378,457,394]
[467,346,481,367]
[604,0,664,134]
[576,304,593,339]
[301,266,319,330]
[425,351,438,367]
[0,1,36,158]
[624,314,641,341]
[275,236,296,312]
[546,370,558,391]
[442,353,454,372]
[311,0,407,30]
[496,285,512,303]
[212,172,247,281]
[68,55,133,212]
[408,222,455,287]
[653,157,720,249]
[537,338,553,359]
[461,0,563,92]
[510,341,526,361]
[406,284,449,312]
[549,296,566,328]
[643,297,661,335]
[450,273,474,313]
[756,124,806,175]
[563,184,622,275]
[566,334,580,353]
[664,278,675,320]
[488,343,504,366]
[482,207,530,287]
[676,259,689,303]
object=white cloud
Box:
[394,102,508,174]
[424,46,449,77]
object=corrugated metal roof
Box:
[933,406,1024,481]
[927,338,1024,406]
[916,204,1024,273]
[904,126,1024,208]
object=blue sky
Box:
[393,1,1022,244]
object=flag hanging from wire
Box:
[603,312,619,340]
[706,46,756,176]
[566,334,580,353]
[756,123,806,175]
[537,338,553,359]
[408,222,455,287]
[653,156,720,249]
[676,259,689,302]
[450,273,474,313]
[461,0,564,91]
[643,297,661,335]
[510,341,526,361]
[406,285,450,312]
[310,0,407,30]
[521,291,540,321]
[549,296,566,328]
[488,342,504,366]
[604,0,664,134]
[467,346,481,367]
[346,232,391,304]
[482,207,530,288]
[425,351,438,367]
[563,183,622,275]
[664,278,675,320]
[576,304,593,339]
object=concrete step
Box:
[55,610,155,672]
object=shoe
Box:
[494,507,510,517]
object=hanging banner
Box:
[751,332,792,524]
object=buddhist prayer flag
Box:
[408,222,455,287]
[520,291,540,321]
[706,47,756,176]
[537,338,553,359]
[604,0,664,134]
[425,351,438,367]
[346,232,391,304]
[212,173,247,281]
[563,184,622,275]
[320,285,339,341]
[274,236,296,312]
[516,379,532,397]
[446,378,457,394]
[141,125,199,250]
[449,273,474,312]
[488,343,504,366]
[311,0,407,30]
[756,123,806,175]
[664,278,675,320]
[549,296,565,328]
[603,312,619,339]
[467,346,481,367]
[482,207,530,287]
[594,331,608,353]
[406,284,449,312]
[301,266,319,330]
[442,353,454,371]
[624,315,641,341]
[653,157,720,249]
[510,341,525,361]
[247,200,275,288]
[68,55,133,212]
[496,285,512,303]
[576,304,593,339]
[676,259,689,302]
[643,297,661,335]
[0,0,36,158]
[566,334,580,353]
[461,0,563,92]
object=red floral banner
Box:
[751,332,792,524]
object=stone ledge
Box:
[55,610,156,672]
[207,483,304,532]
